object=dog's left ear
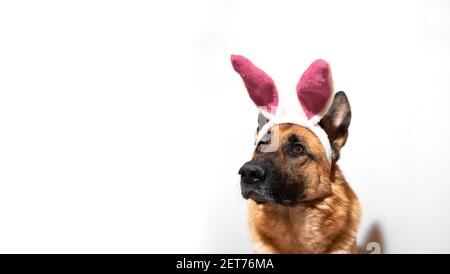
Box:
[319,91,351,162]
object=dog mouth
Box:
[242,190,270,204]
[242,188,299,206]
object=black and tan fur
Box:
[239,91,360,254]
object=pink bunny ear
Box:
[231,55,278,115]
[296,59,333,120]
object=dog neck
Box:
[248,165,360,254]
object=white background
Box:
[0,0,449,253]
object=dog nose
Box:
[239,162,265,184]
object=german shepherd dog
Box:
[232,55,360,254]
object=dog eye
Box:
[291,143,304,155]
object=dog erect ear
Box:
[231,55,278,118]
[319,91,351,162]
[296,59,333,122]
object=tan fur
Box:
[247,124,360,254]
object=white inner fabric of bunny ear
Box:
[256,106,276,120]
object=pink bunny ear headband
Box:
[231,55,334,164]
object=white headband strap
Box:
[255,118,333,166]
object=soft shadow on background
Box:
[358,223,385,254]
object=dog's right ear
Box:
[231,55,278,119]
[319,91,351,162]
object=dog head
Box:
[232,55,351,206]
